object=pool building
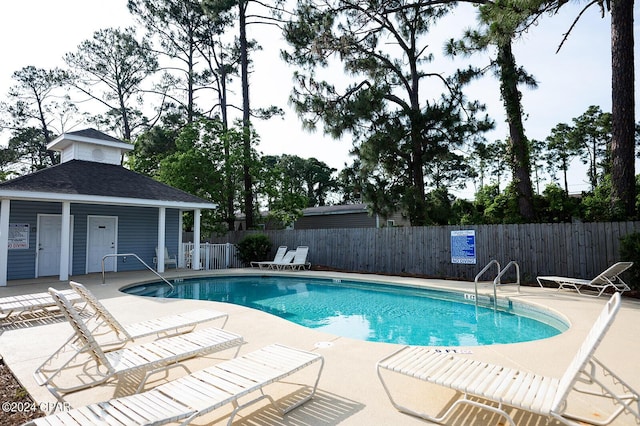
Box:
[0,128,215,286]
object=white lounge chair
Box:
[271,249,297,269]
[155,247,178,269]
[250,245,288,269]
[0,289,83,325]
[279,246,311,270]
[26,343,324,426]
[537,261,633,297]
[377,293,639,426]
[34,288,243,402]
[68,281,228,348]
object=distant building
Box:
[233,203,408,231]
[293,203,408,229]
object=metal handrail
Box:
[101,253,175,294]
[493,261,520,293]
[474,259,501,306]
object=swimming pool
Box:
[123,275,568,346]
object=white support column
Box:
[0,199,10,287]
[178,210,184,268]
[157,207,166,273]
[59,202,71,281]
[193,209,201,271]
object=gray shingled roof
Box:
[64,128,124,143]
[0,160,211,205]
[302,203,368,216]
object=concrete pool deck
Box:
[1,268,639,425]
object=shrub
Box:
[236,234,272,264]
[619,232,640,291]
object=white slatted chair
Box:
[34,288,243,403]
[537,261,633,297]
[278,246,311,270]
[0,289,83,325]
[250,245,288,269]
[377,293,639,426]
[271,249,296,269]
[155,247,178,269]
[26,344,324,426]
[68,281,228,348]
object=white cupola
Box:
[47,128,134,165]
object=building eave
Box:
[0,190,217,210]
[48,133,133,152]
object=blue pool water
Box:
[123,276,568,346]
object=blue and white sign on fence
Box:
[451,230,476,264]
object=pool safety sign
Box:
[8,223,29,249]
[451,230,476,264]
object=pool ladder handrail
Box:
[493,260,521,295]
[474,259,500,306]
[101,253,175,294]
[474,260,520,309]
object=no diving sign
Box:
[451,230,476,264]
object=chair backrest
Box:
[273,246,288,262]
[552,292,621,410]
[69,281,132,341]
[278,250,296,264]
[48,287,113,373]
[156,247,176,264]
[292,246,309,264]
[164,247,176,260]
[591,261,633,284]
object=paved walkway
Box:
[1,269,639,425]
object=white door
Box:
[37,215,61,277]
[87,216,117,273]
[37,215,73,277]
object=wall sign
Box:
[8,223,29,249]
[451,229,476,264]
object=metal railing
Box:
[101,253,175,293]
[474,259,500,306]
[474,259,520,310]
[494,261,521,294]
[181,243,242,270]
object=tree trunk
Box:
[410,112,428,225]
[219,50,235,231]
[239,0,254,229]
[610,0,636,219]
[497,40,535,221]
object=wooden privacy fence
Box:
[209,221,639,284]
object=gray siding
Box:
[6,201,181,280]
[294,212,377,229]
[7,201,62,280]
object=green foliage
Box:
[128,112,185,176]
[451,198,481,225]
[619,233,640,291]
[235,234,272,264]
[156,118,249,235]
[571,106,611,190]
[581,175,614,222]
[424,188,454,225]
[536,184,581,223]
[283,0,492,226]
[255,154,336,228]
[6,127,56,174]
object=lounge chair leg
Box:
[137,362,191,393]
[378,368,516,426]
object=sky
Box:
[0,1,638,199]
